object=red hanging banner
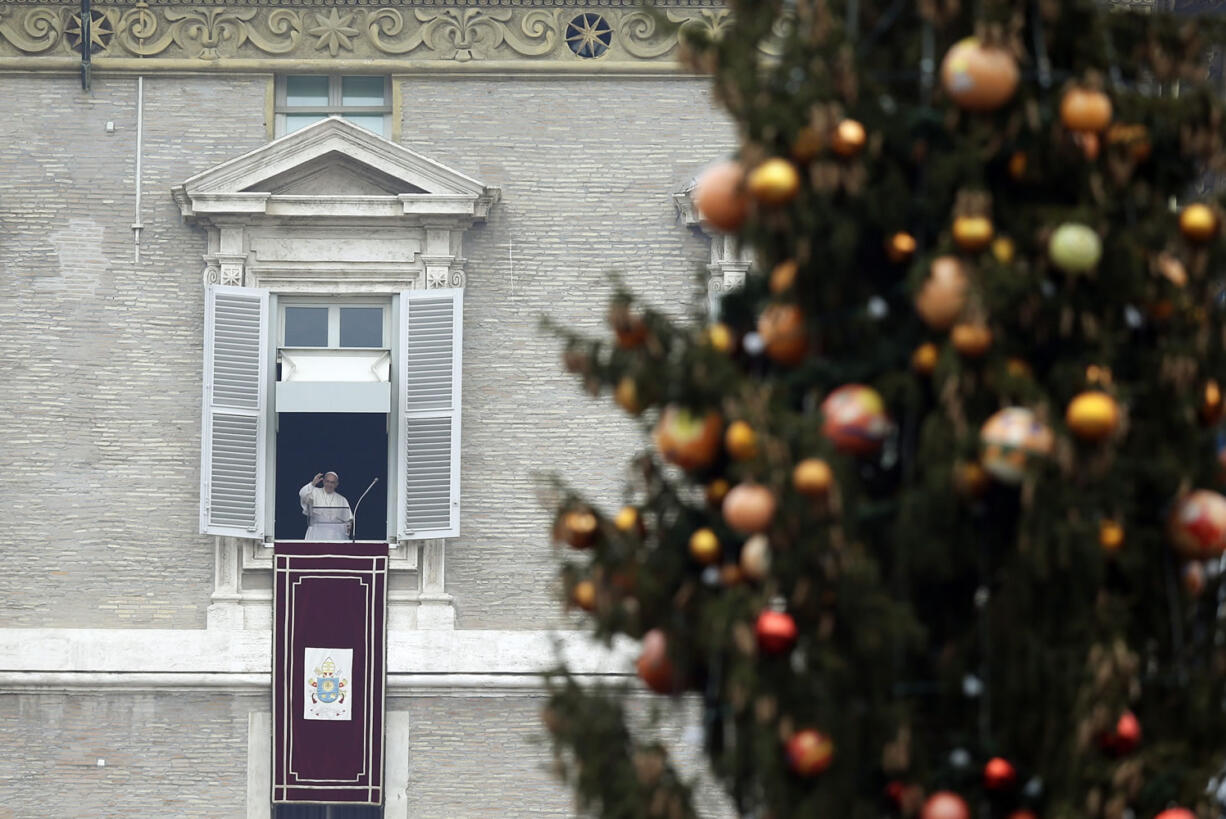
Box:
[273,542,387,805]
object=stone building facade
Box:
[0,2,740,815]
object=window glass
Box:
[285,114,326,134]
[340,307,384,348]
[284,307,329,347]
[285,75,329,107]
[341,76,385,107]
[342,114,386,136]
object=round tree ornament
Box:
[723,483,777,534]
[654,407,723,471]
[980,408,1054,484]
[915,256,970,330]
[636,629,683,694]
[758,303,808,366]
[786,729,834,777]
[1180,203,1219,243]
[1060,87,1113,132]
[1169,490,1226,559]
[983,757,1017,790]
[747,158,801,206]
[940,38,1019,112]
[694,161,749,233]
[755,609,798,655]
[821,384,890,456]
[793,458,834,497]
[921,791,971,819]
[1066,390,1121,442]
[952,215,994,253]
[1048,223,1102,273]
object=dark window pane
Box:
[275,805,383,819]
[341,76,385,107]
[340,307,383,348]
[286,76,329,107]
[284,307,329,347]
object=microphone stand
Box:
[351,478,378,542]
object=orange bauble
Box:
[831,119,867,158]
[793,458,834,497]
[614,377,641,415]
[654,406,723,471]
[951,323,992,358]
[723,483,777,534]
[559,509,598,549]
[725,420,758,461]
[912,342,939,375]
[940,38,1020,112]
[1099,519,1125,552]
[636,629,683,694]
[769,260,798,294]
[1060,86,1113,132]
[953,461,990,498]
[747,158,801,206]
[786,729,834,776]
[915,256,969,330]
[886,231,918,263]
[571,579,596,612]
[952,215,994,253]
[694,160,749,233]
[921,791,971,819]
[758,303,808,365]
[1200,379,1223,425]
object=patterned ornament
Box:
[1169,490,1226,559]
[821,384,890,456]
[980,408,1054,484]
[654,406,723,471]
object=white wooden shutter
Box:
[200,284,269,538]
[397,288,463,540]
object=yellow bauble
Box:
[912,342,939,375]
[792,458,834,497]
[614,505,644,536]
[1180,203,1219,244]
[769,260,799,294]
[1099,519,1125,552]
[747,158,801,206]
[991,236,1015,264]
[952,216,994,253]
[689,528,721,565]
[706,322,735,354]
[951,323,992,358]
[572,579,597,612]
[831,119,867,158]
[886,232,917,263]
[560,509,598,549]
[1066,391,1121,442]
[615,377,641,415]
[725,420,759,461]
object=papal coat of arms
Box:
[304,647,352,721]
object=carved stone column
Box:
[674,187,754,317]
[417,539,455,629]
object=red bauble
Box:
[1006,812,1038,819]
[922,791,971,819]
[1155,810,1196,819]
[1169,489,1226,559]
[785,729,834,776]
[983,756,1017,790]
[884,781,905,805]
[1106,711,1142,755]
[636,629,683,694]
[755,610,798,655]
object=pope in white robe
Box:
[299,472,353,541]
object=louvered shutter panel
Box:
[200,285,269,538]
[397,289,462,540]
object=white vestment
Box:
[299,483,353,541]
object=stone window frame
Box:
[275,74,393,138]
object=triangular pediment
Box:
[172,117,499,221]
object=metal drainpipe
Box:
[79,0,90,90]
[133,75,144,264]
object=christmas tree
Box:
[543,2,1226,817]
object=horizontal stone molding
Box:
[0,627,637,692]
[0,2,731,70]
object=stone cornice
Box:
[0,1,730,72]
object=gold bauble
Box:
[747,158,801,206]
[769,260,799,294]
[1099,519,1125,552]
[912,342,939,375]
[706,322,735,354]
[614,506,644,536]
[991,236,1015,264]
[615,377,641,415]
[831,119,867,158]
[886,232,917,263]
[951,323,992,358]
[1180,203,1219,244]
[952,215,994,253]
[561,509,598,549]
[792,458,834,497]
[725,420,759,461]
[705,478,730,508]
[689,527,721,565]
[1066,391,1121,442]
[572,579,597,612]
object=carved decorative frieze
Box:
[0,2,730,67]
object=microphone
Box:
[351,478,379,542]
